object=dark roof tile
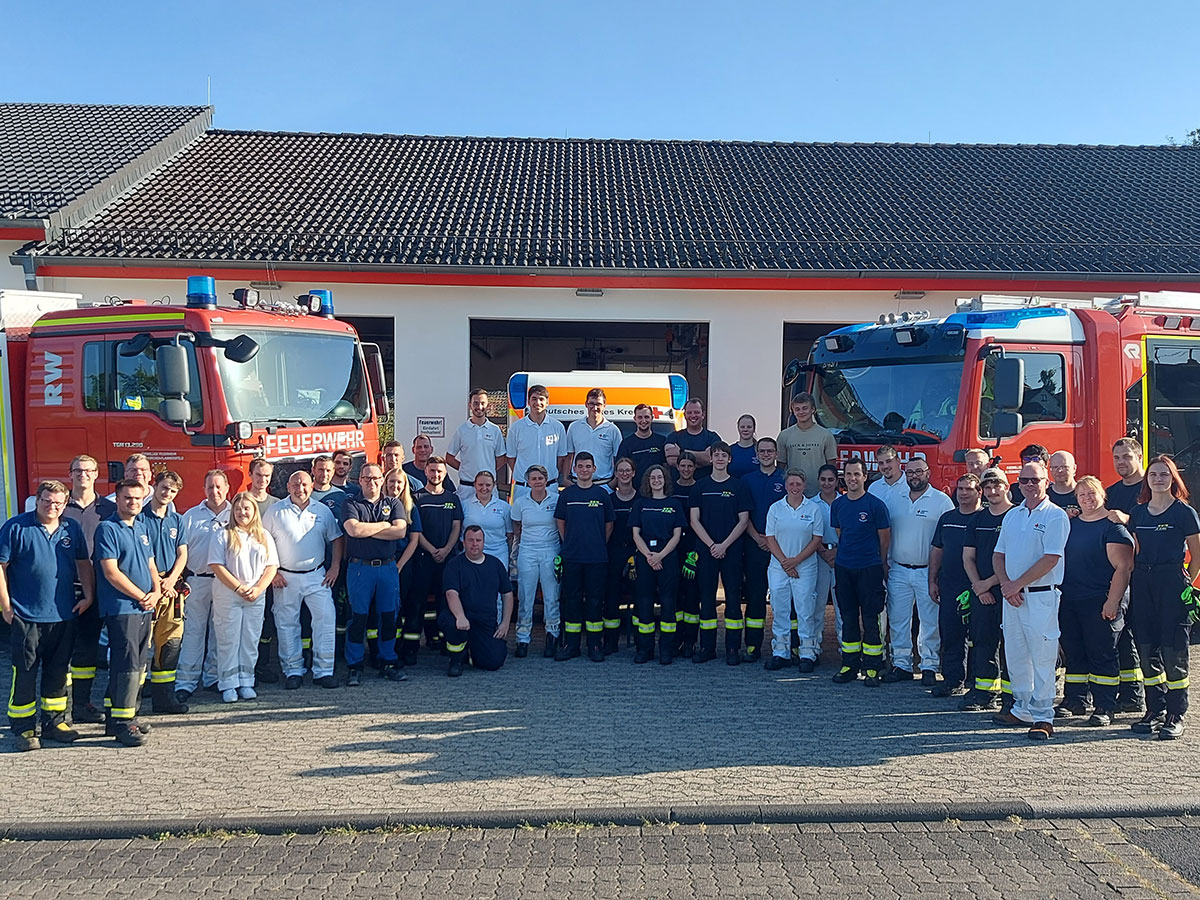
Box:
[22,125,1200,274]
[0,102,210,219]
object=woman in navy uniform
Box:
[1128,456,1200,739]
[630,464,684,664]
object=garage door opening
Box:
[470,319,708,428]
[781,321,851,429]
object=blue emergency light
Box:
[186,275,218,309]
[306,289,335,318]
[669,374,688,409]
[508,373,528,411]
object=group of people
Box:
[2,384,1196,750]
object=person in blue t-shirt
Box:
[94,479,162,747]
[0,480,92,751]
[554,452,615,662]
[829,457,891,686]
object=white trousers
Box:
[769,563,818,659]
[813,559,842,656]
[212,583,266,690]
[1002,588,1061,724]
[887,564,940,673]
[516,545,561,643]
[177,575,218,692]
[275,568,336,678]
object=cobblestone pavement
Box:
[0,818,1197,900]
[2,617,1199,827]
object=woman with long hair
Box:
[385,468,424,664]
[1128,455,1200,739]
[630,464,684,664]
[208,492,279,703]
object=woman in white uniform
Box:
[512,465,562,658]
[763,470,828,672]
[209,492,279,702]
[462,471,513,567]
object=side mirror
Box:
[119,334,152,357]
[156,344,190,398]
[363,342,390,418]
[782,357,802,387]
[993,412,1023,438]
[994,356,1025,411]
[161,398,191,425]
[223,334,259,364]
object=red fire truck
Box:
[788,291,1200,494]
[0,276,388,514]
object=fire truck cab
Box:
[0,276,388,514]
[792,291,1200,495]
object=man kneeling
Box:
[440,525,514,677]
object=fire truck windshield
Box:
[812,359,963,444]
[213,328,371,427]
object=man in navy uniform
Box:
[0,480,93,750]
[440,525,514,677]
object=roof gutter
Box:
[15,252,1200,293]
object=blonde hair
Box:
[226,491,269,556]
[383,468,414,521]
[1075,475,1107,504]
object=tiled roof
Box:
[0,103,210,220]
[24,127,1200,275]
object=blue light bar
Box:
[186,275,217,309]
[669,374,688,409]
[307,289,335,318]
[508,373,529,411]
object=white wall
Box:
[0,244,30,291]
[34,271,1106,449]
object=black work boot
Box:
[255,642,279,684]
[151,681,189,715]
[71,678,105,724]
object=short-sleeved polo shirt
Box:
[0,512,88,621]
[830,492,891,568]
[507,415,568,483]
[263,498,342,571]
[448,419,505,484]
[139,505,188,575]
[889,487,954,566]
[566,419,623,481]
[340,495,404,561]
[994,496,1070,587]
[765,496,828,577]
[94,516,155,617]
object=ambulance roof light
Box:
[186,275,217,309]
[669,374,688,409]
[508,373,528,411]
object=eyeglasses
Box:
[37,498,66,507]
[70,468,98,475]
[1018,477,1044,485]
[1021,456,1043,463]
[361,476,384,482]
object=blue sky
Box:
[6,1,1198,144]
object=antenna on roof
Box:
[207,76,211,107]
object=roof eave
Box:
[16,252,1200,286]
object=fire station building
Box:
[3,102,1200,442]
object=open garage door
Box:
[470,319,708,430]
[782,322,851,430]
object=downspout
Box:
[20,256,37,291]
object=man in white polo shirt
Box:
[446,388,506,500]
[564,388,622,484]
[993,460,1070,740]
[175,469,231,701]
[263,471,344,689]
[506,383,568,501]
[867,445,908,508]
[881,456,953,686]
